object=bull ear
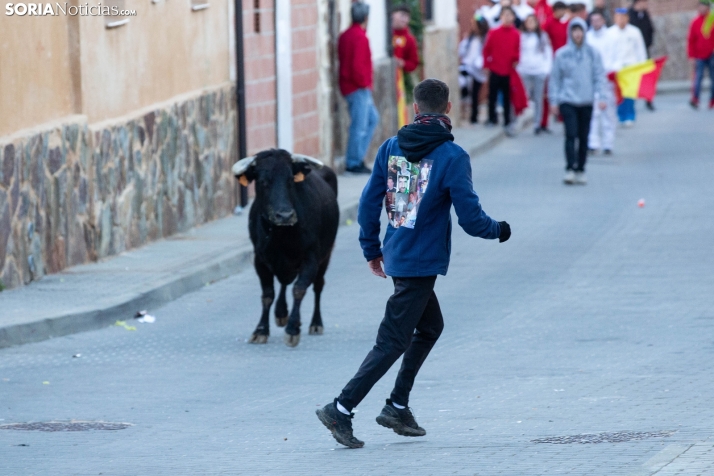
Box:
[232,156,256,186]
[292,162,311,182]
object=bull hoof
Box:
[284,333,301,347]
[309,326,324,335]
[275,316,288,327]
[249,333,269,344]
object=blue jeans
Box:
[617,98,636,123]
[693,55,714,101]
[345,89,379,169]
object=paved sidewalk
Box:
[0,113,528,348]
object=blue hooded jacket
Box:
[358,129,501,278]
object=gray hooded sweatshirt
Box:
[548,17,606,106]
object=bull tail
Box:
[316,167,338,198]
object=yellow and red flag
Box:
[609,56,667,104]
[704,12,714,38]
[396,68,410,128]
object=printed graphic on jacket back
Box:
[385,155,433,229]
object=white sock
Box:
[336,401,351,415]
[392,401,406,410]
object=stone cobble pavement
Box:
[1,95,713,475]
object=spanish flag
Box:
[609,56,667,104]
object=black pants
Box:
[488,73,511,126]
[560,103,593,172]
[471,78,484,124]
[338,276,444,410]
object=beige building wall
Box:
[0,15,76,136]
[0,0,231,136]
[79,0,231,123]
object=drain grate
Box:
[532,430,676,444]
[0,421,133,432]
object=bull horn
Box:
[232,156,256,177]
[291,154,324,169]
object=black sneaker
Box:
[345,164,372,175]
[375,399,426,437]
[316,401,364,448]
[603,149,613,156]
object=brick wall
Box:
[241,0,322,157]
[291,0,322,157]
[458,0,490,40]
[243,0,278,155]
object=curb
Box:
[0,129,508,349]
[0,203,362,349]
[0,245,254,349]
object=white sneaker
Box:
[622,120,634,128]
[575,172,587,185]
[563,170,576,185]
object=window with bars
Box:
[423,0,433,22]
[254,0,261,33]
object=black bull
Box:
[233,149,339,347]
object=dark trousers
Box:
[560,103,593,172]
[488,73,511,126]
[338,276,444,411]
[471,78,484,123]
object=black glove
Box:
[498,221,511,243]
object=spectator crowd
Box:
[335,1,714,184]
[458,0,714,184]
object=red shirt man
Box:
[529,0,553,26]
[543,2,570,52]
[482,24,520,76]
[687,1,714,108]
[391,5,419,73]
[393,28,419,73]
[338,23,373,96]
[483,7,521,128]
[687,5,714,60]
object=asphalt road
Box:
[1,94,713,475]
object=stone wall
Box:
[369,58,400,164]
[423,26,462,128]
[651,10,697,81]
[0,84,237,291]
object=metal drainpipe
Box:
[386,0,393,57]
[235,0,249,208]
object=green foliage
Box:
[0,280,4,292]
